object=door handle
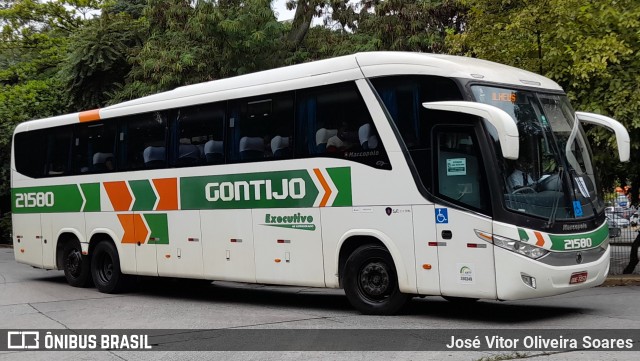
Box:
[441,230,452,239]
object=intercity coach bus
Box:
[11,52,629,314]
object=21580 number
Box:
[564,238,592,250]
[15,192,55,208]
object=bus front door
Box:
[434,208,496,299]
[431,125,497,299]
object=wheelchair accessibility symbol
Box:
[435,208,448,224]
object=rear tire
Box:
[343,245,409,315]
[91,241,131,293]
[62,241,93,288]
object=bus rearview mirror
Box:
[422,101,520,160]
[575,112,630,162]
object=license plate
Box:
[569,271,588,284]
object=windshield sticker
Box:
[446,158,466,176]
[574,177,590,198]
[573,201,584,217]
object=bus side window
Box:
[229,93,294,163]
[174,103,225,167]
[295,82,390,169]
[119,112,167,170]
[434,128,489,213]
[73,121,117,174]
[14,130,46,178]
[44,126,73,176]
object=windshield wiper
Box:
[544,166,565,230]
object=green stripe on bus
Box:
[12,185,84,213]
[129,180,157,211]
[80,183,100,212]
[548,222,609,251]
[180,169,319,209]
[145,213,169,245]
[327,167,352,206]
[12,183,101,213]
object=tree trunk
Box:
[287,1,318,50]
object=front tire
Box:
[343,245,409,315]
[62,241,92,287]
[91,241,131,293]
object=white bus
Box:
[11,52,629,314]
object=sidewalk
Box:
[600,274,640,286]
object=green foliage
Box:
[112,0,286,102]
[447,0,640,190]
[330,0,468,53]
[61,10,146,110]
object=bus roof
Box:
[14,52,563,133]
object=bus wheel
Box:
[62,241,92,287]
[343,245,409,315]
[91,241,130,294]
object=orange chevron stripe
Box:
[153,178,178,210]
[533,231,545,247]
[104,181,133,211]
[133,214,149,244]
[118,214,136,244]
[79,109,100,122]
[118,214,149,244]
[313,168,332,207]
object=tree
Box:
[447,0,640,193]
[61,1,146,110]
[0,0,85,240]
[112,0,286,102]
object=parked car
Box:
[605,206,632,219]
[607,214,630,228]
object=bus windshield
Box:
[471,85,604,221]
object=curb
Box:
[601,275,640,287]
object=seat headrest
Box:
[143,146,165,163]
[239,136,264,152]
[204,140,223,154]
[271,135,290,153]
[93,152,114,165]
[316,128,338,145]
[358,123,378,149]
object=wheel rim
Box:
[65,249,82,279]
[96,252,114,284]
[357,260,392,302]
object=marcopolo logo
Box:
[263,213,316,231]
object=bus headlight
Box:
[493,235,549,259]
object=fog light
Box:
[521,273,537,289]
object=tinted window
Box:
[296,82,390,169]
[229,93,294,163]
[371,75,464,190]
[14,130,46,178]
[73,122,117,173]
[434,127,489,212]
[119,112,167,170]
[174,103,226,166]
[44,126,73,176]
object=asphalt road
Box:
[1,247,639,360]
